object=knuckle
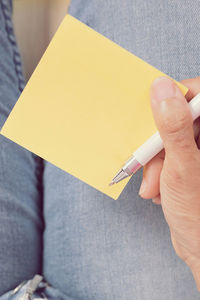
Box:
[161,110,193,148]
[162,110,190,133]
[164,161,184,184]
[167,128,192,149]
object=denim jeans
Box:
[1,0,200,299]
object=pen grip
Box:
[188,92,200,120]
[133,131,163,165]
[133,92,200,166]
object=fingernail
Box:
[139,179,146,196]
[151,76,176,103]
[152,197,160,205]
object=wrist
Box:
[185,257,200,291]
[191,266,200,291]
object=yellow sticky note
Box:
[0,14,188,200]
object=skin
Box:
[139,76,200,290]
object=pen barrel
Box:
[188,93,200,120]
[132,92,200,167]
[133,131,163,166]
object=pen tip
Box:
[109,181,115,186]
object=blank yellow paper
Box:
[0,14,188,200]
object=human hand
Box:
[139,76,200,290]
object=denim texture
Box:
[0,0,43,295]
[1,0,200,299]
[1,275,72,300]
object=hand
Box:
[139,76,200,290]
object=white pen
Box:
[109,92,200,185]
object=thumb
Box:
[150,76,198,163]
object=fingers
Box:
[139,76,200,204]
[139,150,164,199]
[150,76,198,165]
[193,118,200,141]
[180,77,200,101]
[180,78,200,148]
[152,194,161,205]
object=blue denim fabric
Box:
[0,0,43,295]
[1,0,200,299]
[1,275,72,300]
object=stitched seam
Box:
[1,2,43,167]
[1,0,25,93]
